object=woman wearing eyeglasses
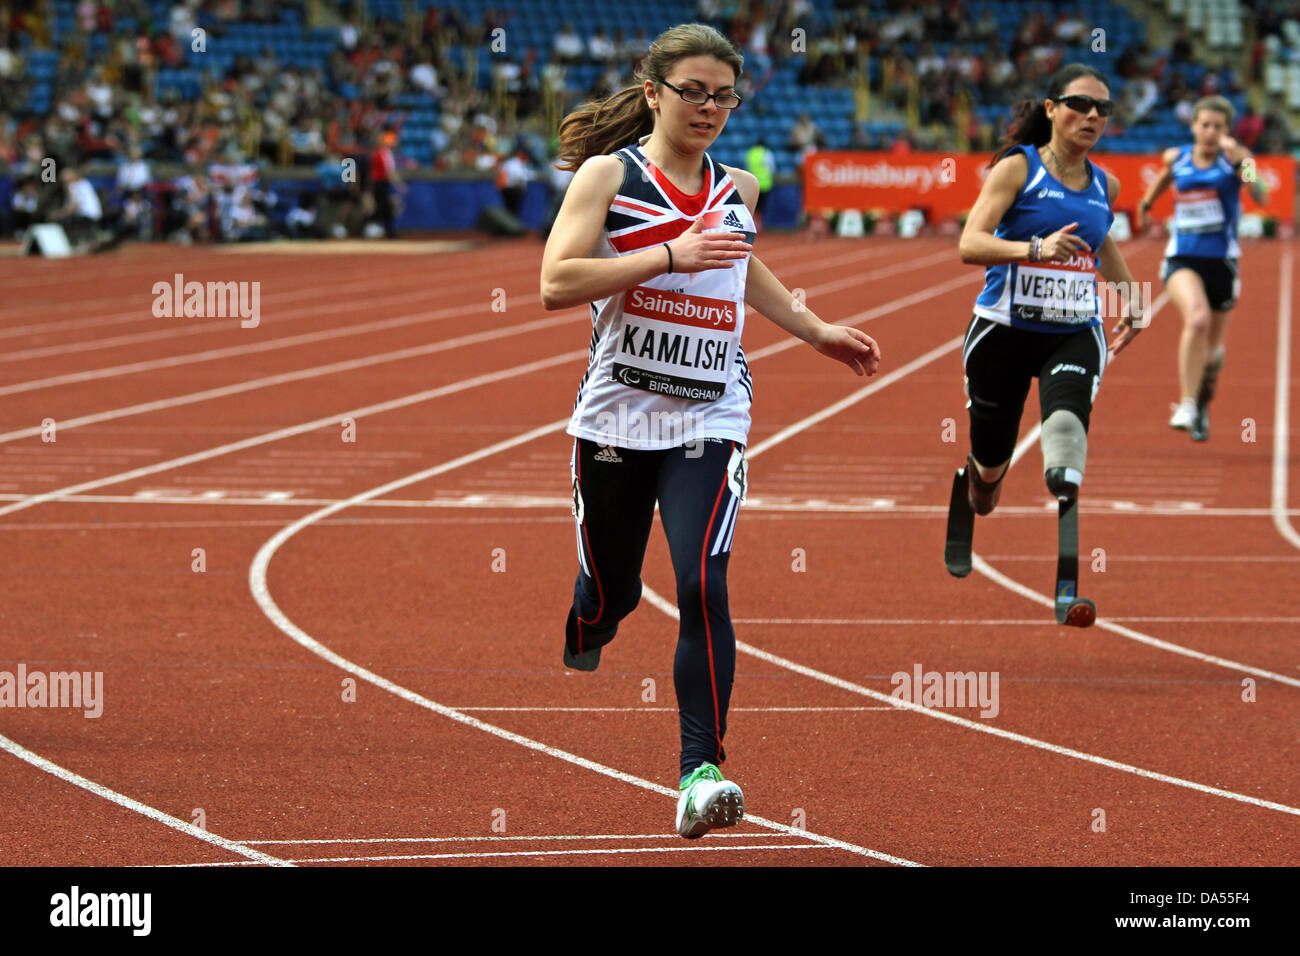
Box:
[540,23,880,838]
[943,64,1145,627]
[1134,95,1268,442]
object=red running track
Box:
[0,235,1296,867]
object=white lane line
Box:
[0,265,442,339]
[247,423,918,866]
[0,312,585,445]
[448,706,895,712]
[747,335,964,456]
[152,843,828,866]
[3,244,952,439]
[0,350,586,519]
[971,555,1300,688]
[240,832,792,845]
[4,491,1296,518]
[969,419,1300,689]
[0,292,553,397]
[745,273,980,365]
[1272,250,1300,550]
[638,585,1300,817]
[0,731,291,866]
[734,616,1300,625]
[983,555,1300,563]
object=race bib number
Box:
[1174,188,1225,233]
[611,285,740,402]
[1011,256,1097,324]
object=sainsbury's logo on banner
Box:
[808,155,956,193]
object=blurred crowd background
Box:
[1,0,1298,243]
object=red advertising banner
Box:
[801,150,1296,221]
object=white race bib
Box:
[1011,257,1097,324]
[612,285,740,402]
[1174,188,1225,233]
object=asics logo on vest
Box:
[1050,363,1089,376]
[1037,188,1066,200]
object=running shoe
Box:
[676,763,744,839]
[1168,399,1197,431]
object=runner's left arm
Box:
[1221,135,1269,207]
[724,165,881,377]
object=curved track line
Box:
[239,280,981,867]
[968,340,1300,690]
[245,422,920,866]
[0,732,291,866]
[970,553,1300,688]
[637,585,1300,817]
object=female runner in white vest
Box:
[540,23,880,838]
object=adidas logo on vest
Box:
[723,209,745,229]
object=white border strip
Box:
[0,732,291,866]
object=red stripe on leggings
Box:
[699,442,732,762]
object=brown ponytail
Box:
[555,23,743,172]
[989,63,1109,168]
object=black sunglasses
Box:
[661,81,742,110]
[1053,94,1114,117]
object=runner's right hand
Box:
[666,217,751,272]
[1039,222,1092,262]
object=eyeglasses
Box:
[1053,94,1114,117]
[661,81,742,110]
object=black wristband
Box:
[663,242,673,273]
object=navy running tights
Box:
[567,437,745,779]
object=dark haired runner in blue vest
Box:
[944,65,1146,627]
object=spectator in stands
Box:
[1260,105,1293,154]
[588,28,617,64]
[410,49,441,96]
[290,116,327,165]
[497,147,533,218]
[10,178,39,237]
[1235,105,1264,150]
[116,143,152,194]
[1053,8,1088,45]
[917,41,946,79]
[369,128,404,238]
[788,112,825,160]
[554,23,583,65]
[53,167,104,247]
[169,1,198,46]
[286,192,324,239]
